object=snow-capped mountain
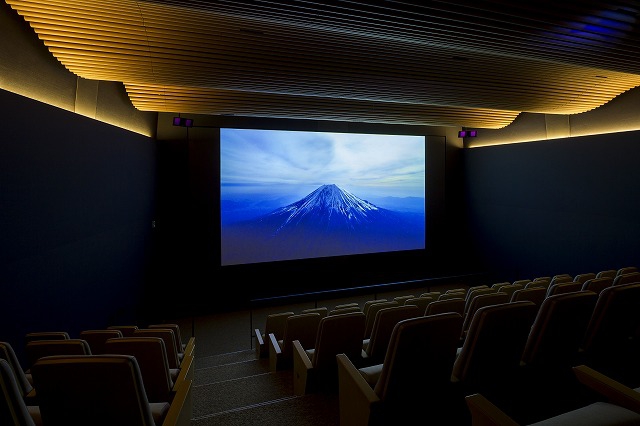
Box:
[221,184,424,265]
[260,184,389,235]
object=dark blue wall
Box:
[464,132,640,283]
[0,89,157,365]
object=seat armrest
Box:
[173,354,194,393]
[464,393,519,426]
[336,353,381,426]
[573,365,640,413]
[163,379,192,426]
[183,337,195,358]
[292,340,313,395]
[268,333,282,372]
[255,329,265,358]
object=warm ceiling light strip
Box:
[124,83,520,128]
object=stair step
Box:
[193,370,294,417]
[194,357,270,385]
[191,392,339,426]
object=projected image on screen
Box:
[220,128,425,266]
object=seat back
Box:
[424,298,465,316]
[134,329,180,369]
[420,291,441,300]
[311,312,366,388]
[149,324,184,354]
[365,305,421,365]
[31,354,159,426]
[272,313,322,371]
[107,325,139,337]
[550,274,573,284]
[510,287,546,308]
[462,292,510,338]
[24,331,69,343]
[0,342,33,399]
[596,269,617,279]
[464,288,497,314]
[496,283,523,300]
[255,311,294,358]
[581,283,640,369]
[402,296,433,311]
[437,292,465,301]
[374,313,463,405]
[581,277,614,294]
[25,339,91,371]
[546,281,582,297]
[362,299,387,318]
[328,306,361,316]
[392,295,415,305]
[79,329,123,354]
[617,266,638,276]
[525,281,549,290]
[333,302,359,310]
[613,271,640,286]
[452,301,538,389]
[104,336,174,403]
[262,312,294,341]
[363,301,398,339]
[0,358,36,426]
[521,291,598,369]
[301,307,328,319]
[573,272,596,284]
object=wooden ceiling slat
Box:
[7,0,640,128]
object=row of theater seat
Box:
[253,266,640,424]
[337,281,640,425]
[257,266,640,368]
[1,323,195,426]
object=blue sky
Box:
[220,128,425,201]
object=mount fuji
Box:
[221,184,424,265]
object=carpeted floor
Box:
[191,349,340,426]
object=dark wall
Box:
[0,89,157,364]
[464,131,640,283]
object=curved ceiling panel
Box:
[7,0,640,128]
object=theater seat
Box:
[465,365,640,426]
[293,311,366,395]
[254,311,294,359]
[24,339,91,374]
[337,313,463,425]
[31,354,191,426]
[268,312,322,372]
[361,305,421,367]
[0,358,40,426]
[79,329,123,355]
[0,341,36,403]
[104,336,191,403]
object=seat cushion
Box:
[357,364,383,388]
[149,402,170,425]
[530,402,640,426]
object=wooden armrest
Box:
[573,365,640,414]
[268,333,282,372]
[293,340,313,395]
[183,337,195,358]
[173,354,194,392]
[163,379,192,426]
[255,329,265,357]
[465,393,519,426]
[336,353,381,426]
